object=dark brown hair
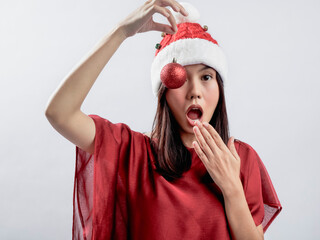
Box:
[150,71,230,182]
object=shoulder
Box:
[234,138,262,175]
[88,114,147,140]
[143,132,151,138]
[234,138,260,157]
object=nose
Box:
[187,77,202,100]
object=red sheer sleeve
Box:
[72,114,132,240]
[237,141,282,233]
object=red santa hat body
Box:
[150,2,228,96]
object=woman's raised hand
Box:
[117,0,188,38]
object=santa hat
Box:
[150,2,228,97]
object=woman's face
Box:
[165,63,220,147]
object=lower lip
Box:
[186,114,203,127]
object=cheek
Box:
[205,82,220,105]
[166,89,185,108]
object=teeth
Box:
[191,108,201,112]
[187,107,202,114]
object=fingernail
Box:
[203,122,209,127]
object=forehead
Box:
[184,63,216,73]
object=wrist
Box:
[221,179,243,199]
[113,24,129,41]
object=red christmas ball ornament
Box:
[160,58,187,89]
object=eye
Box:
[202,74,212,81]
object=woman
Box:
[45,1,282,239]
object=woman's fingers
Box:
[162,0,189,16]
[195,121,220,155]
[165,8,178,32]
[119,0,188,38]
[152,3,170,18]
[151,22,175,34]
[179,4,189,16]
[150,0,189,34]
[152,5,177,33]
[160,0,189,32]
[202,122,229,153]
[193,140,209,165]
[193,125,214,163]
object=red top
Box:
[72,115,282,239]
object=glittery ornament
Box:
[160,58,187,89]
[203,25,208,31]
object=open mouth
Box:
[186,105,203,126]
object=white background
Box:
[1,0,320,239]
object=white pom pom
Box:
[169,2,200,24]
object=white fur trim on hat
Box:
[169,2,200,24]
[150,38,228,96]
